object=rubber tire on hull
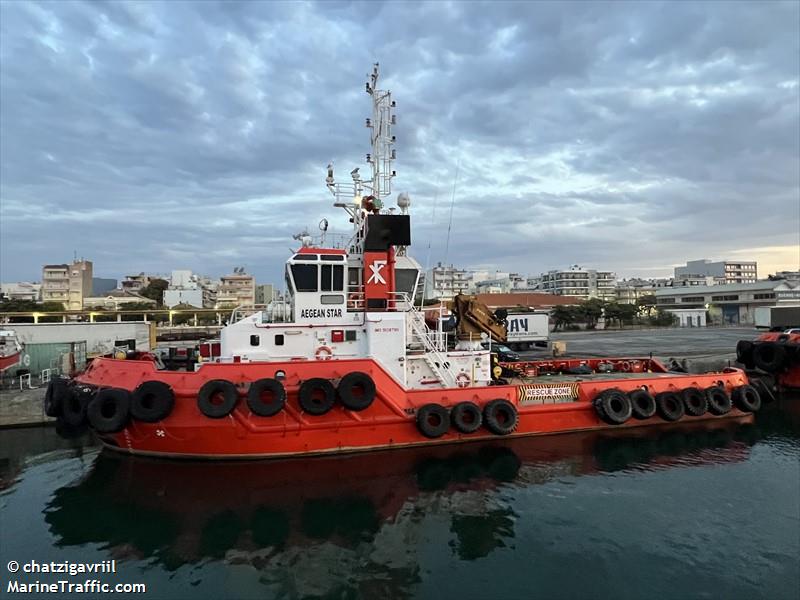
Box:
[752,343,786,373]
[298,378,336,416]
[87,388,131,433]
[655,392,685,422]
[131,381,175,422]
[628,389,656,420]
[337,372,376,412]
[681,387,708,417]
[483,399,519,435]
[416,403,450,438]
[451,401,482,434]
[736,340,754,367]
[197,380,238,418]
[593,389,632,425]
[705,387,732,416]
[247,378,286,417]
[732,385,761,413]
[61,384,94,427]
[44,376,70,417]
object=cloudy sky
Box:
[1,1,798,287]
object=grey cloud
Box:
[1,0,798,286]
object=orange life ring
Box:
[620,360,632,372]
[315,346,333,361]
[456,372,471,388]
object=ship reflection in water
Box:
[30,414,800,599]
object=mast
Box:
[326,63,397,226]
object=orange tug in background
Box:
[737,330,800,392]
[45,64,769,459]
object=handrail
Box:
[390,291,456,387]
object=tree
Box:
[636,294,657,317]
[578,298,606,329]
[552,305,578,330]
[139,279,169,307]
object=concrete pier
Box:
[0,387,53,428]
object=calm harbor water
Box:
[1,406,798,600]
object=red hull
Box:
[0,351,20,372]
[76,357,754,459]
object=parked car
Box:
[481,342,520,363]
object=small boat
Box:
[0,330,22,373]
[46,65,767,459]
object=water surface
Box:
[1,407,798,600]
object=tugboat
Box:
[737,329,800,392]
[47,64,765,459]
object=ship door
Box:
[348,267,364,311]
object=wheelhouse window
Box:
[291,264,318,292]
[321,264,345,292]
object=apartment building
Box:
[163,270,217,308]
[424,263,472,300]
[675,259,757,284]
[0,282,41,302]
[216,271,256,308]
[42,260,92,309]
[532,266,617,301]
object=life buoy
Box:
[681,387,707,417]
[593,389,632,425]
[315,346,333,361]
[298,378,336,415]
[247,378,286,417]
[628,389,656,420]
[450,401,482,433]
[337,372,376,411]
[655,391,684,422]
[732,384,761,413]
[705,386,732,415]
[416,403,450,438]
[483,399,518,435]
[87,388,131,433]
[619,361,632,373]
[197,380,238,418]
[21,354,30,367]
[455,372,471,388]
[131,381,175,422]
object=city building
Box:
[42,259,93,310]
[474,293,579,310]
[163,270,216,308]
[615,279,658,304]
[771,270,800,282]
[216,270,256,308]
[654,280,800,326]
[121,273,153,293]
[424,263,472,300]
[83,290,157,310]
[674,259,757,284]
[0,282,41,302]
[255,284,276,305]
[531,266,617,301]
